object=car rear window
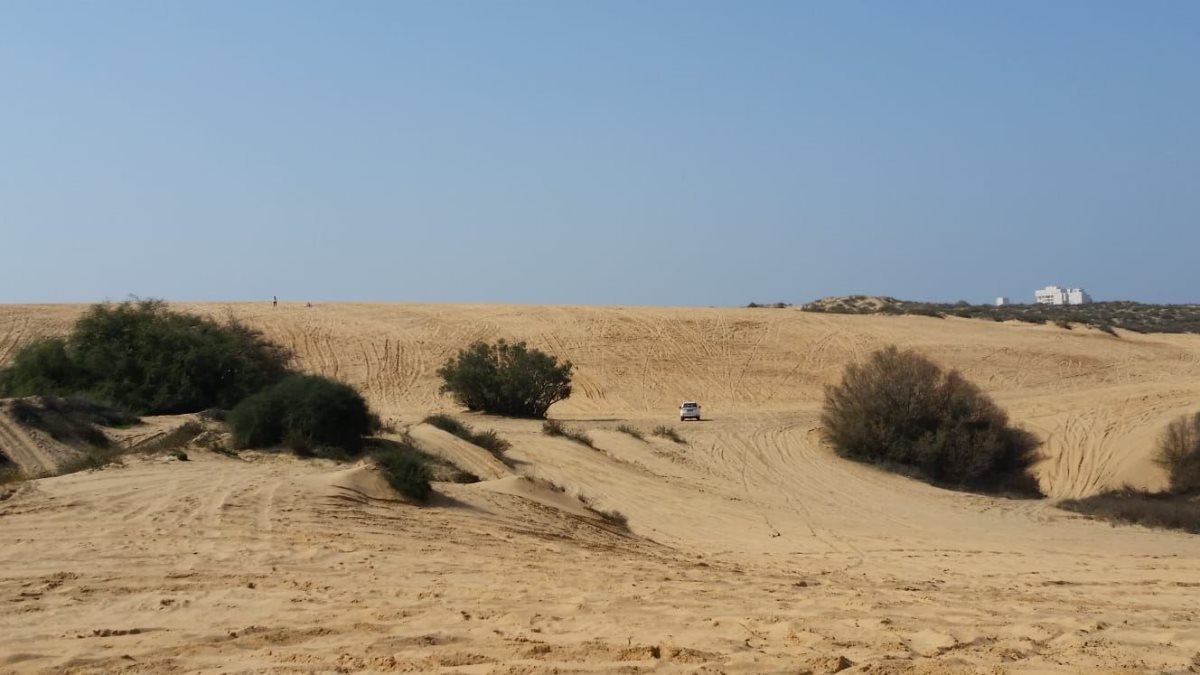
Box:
[682,402,698,407]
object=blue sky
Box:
[1,1,1197,305]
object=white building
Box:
[996,296,1010,306]
[1034,285,1092,305]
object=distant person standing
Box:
[273,296,278,308]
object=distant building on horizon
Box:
[1034,285,1092,305]
[995,296,1010,306]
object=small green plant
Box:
[615,424,645,441]
[652,425,685,444]
[542,419,595,449]
[373,442,433,502]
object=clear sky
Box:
[1,1,1197,306]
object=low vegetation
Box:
[1060,489,1200,534]
[373,440,434,502]
[2,396,137,479]
[0,300,292,414]
[615,424,645,441]
[423,414,511,458]
[228,374,379,455]
[803,296,1200,335]
[543,419,595,448]
[652,425,685,444]
[55,446,125,476]
[745,302,792,309]
[1156,412,1200,494]
[8,396,130,448]
[437,339,573,418]
[820,345,1042,496]
[540,478,630,531]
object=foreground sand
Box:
[2,303,1200,673]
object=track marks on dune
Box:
[0,316,30,365]
[1043,410,1122,499]
[0,415,59,475]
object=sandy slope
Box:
[2,303,1200,673]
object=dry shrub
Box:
[1156,412,1200,494]
[821,346,1042,496]
[652,425,685,444]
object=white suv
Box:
[679,401,701,421]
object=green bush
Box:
[373,443,433,502]
[0,300,292,414]
[228,375,378,454]
[1156,412,1200,494]
[820,346,1042,495]
[0,339,84,397]
[437,339,573,418]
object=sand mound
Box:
[407,423,512,481]
[0,400,90,476]
[307,461,403,503]
[803,295,903,313]
[475,474,604,521]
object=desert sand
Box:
[2,302,1200,674]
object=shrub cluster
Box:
[820,346,1042,495]
[228,375,379,455]
[0,300,292,414]
[423,414,511,458]
[437,340,572,418]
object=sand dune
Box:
[2,303,1200,673]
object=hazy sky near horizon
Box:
[2,1,1197,306]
